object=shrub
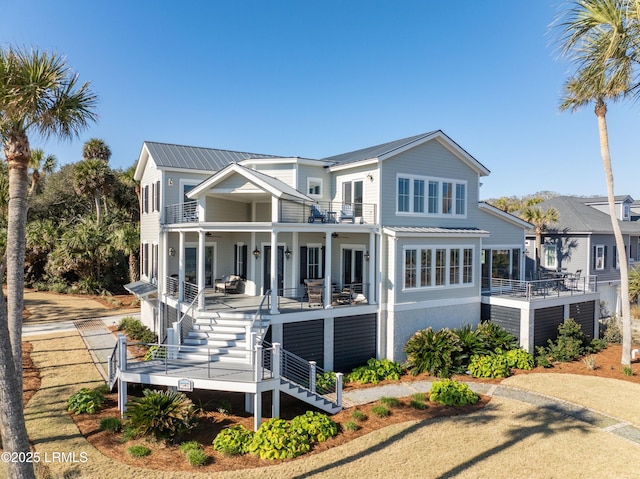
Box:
[99,417,122,433]
[127,445,151,457]
[379,396,401,408]
[351,410,368,422]
[67,387,106,414]
[117,317,157,343]
[186,448,209,467]
[179,441,201,454]
[347,358,403,384]
[343,421,360,431]
[602,316,622,343]
[429,379,478,406]
[546,319,589,362]
[454,324,490,361]
[213,425,253,456]
[535,346,552,368]
[315,371,337,394]
[411,392,427,401]
[476,322,518,351]
[623,365,634,377]
[371,405,391,418]
[409,398,427,410]
[404,328,462,378]
[248,418,311,460]
[468,353,510,379]
[290,411,339,443]
[505,349,535,370]
[124,389,197,441]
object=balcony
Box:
[163,200,377,225]
[483,276,597,301]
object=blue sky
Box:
[3,0,639,200]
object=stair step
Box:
[177,352,250,363]
[183,338,246,348]
[187,331,245,340]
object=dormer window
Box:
[623,203,631,221]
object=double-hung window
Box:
[397,174,466,216]
[595,245,605,270]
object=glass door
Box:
[263,245,284,295]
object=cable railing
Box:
[165,201,198,224]
[486,276,597,300]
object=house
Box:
[117,131,597,428]
[523,195,640,317]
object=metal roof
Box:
[144,141,282,171]
[384,226,490,236]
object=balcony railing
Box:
[485,276,597,300]
[280,200,377,225]
[165,201,198,224]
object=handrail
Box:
[176,287,206,344]
[250,290,271,346]
[107,342,119,390]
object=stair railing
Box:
[174,287,206,345]
[107,340,119,391]
[247,290,271,355]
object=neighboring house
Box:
[116,131,597,428]
[523,195,640,317]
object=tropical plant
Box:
[346,358,403,384]
[73,156,114,225]
[213,424,254,456]
[67,387,106,414]
[476,322,519,352]
[99,417,123,433]
[248,418,311,460]
[124,389,197,442]
[555,0,638,366]
[519,206,559,270]
[468,353,511,379]
[403,327,462,377]
[0,45,97,479]
[290,411,338,443]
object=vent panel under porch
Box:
[480,304,520,342]
[533,306,564,347]
[570,301,596,340]
[334,314,377,373]
[283,320,324,369]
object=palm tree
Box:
[28,148,56,197]
[73,157,112,225]
[82,137,111,162]
[555,0,640,366]
[0,46,97,479]
[519,206,559,272]
[110,220,140,283]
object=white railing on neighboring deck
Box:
[486,275,597,300]
[165,201,198,224]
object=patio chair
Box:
[568,269,582,290]
[214,274,242,295]
[339,203,355,223]
[307,204,327,223]
[304,279,324,306]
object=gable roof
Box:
[323,130,490,176]
[531,196,640,235]
[478,202,533,229]
[187,163,312,203]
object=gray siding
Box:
[334,314,377,373]
[570,301,596,339]
[254,164,295,188]
[379,140,481,228]
[533,306,564,347]
[298,164,330,200]
[283,320,324,369]
[205,197,252,222]
[481,304,520,341]
[478,209,525,247]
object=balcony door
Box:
[342,247,364,293]
[342,180,363,217]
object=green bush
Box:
[429,379,479,406]
[124,389,197,442]
[409,398,427,410]
[117,317,158,343]
[213,424,254,456]
[290,411,339,443]
[343,421,360,431]
[347,358,403,384]
[371,405,391,418]
[67,387,106,414]
[468,353,510,379]
[546,319,590,362]
[411,392,427,401]
[179,441,201,454]
[351,410,368,422]
[379,396,401,407]
[248,418,311,460]
[127,445,151,457]
[404,328,462,378]
[454,324,490,362]
[476,322,518,351]
[186,448,209,467]
[143,345,167,361]
[315,371,337,394]
[535,346,552,368]
[505,349,535,370]
[602,316,622,343]
[99,417,122,433]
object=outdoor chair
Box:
[339,203,355,223]
[214,274,242,295]
[304,279,324,306]
[307,204,327,223]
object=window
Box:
[623,203,631,220]
[398,178,410,212]
[404,246,474,289]
[154,180,160,212]
[308,246,322,279]
[544,244,557,269]
[151,244,158,283]
[307,178,322,197]
[235,244,247,278]
[142,185,149,214]
[141,242,148,278]
[343,180,364,216]
[595,245,605,270]
[397,174,466,216]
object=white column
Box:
[369,231,376,303]
[250,232,257,296]
[198,231,206,309]
[324,317,334,371]
[253,393,262,432]
[324,231,333,309]
[178,232,185,301]
[270,230,279,314]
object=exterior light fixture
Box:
[168,247,175,257]
[253,248,261,259]
[364,251,370,261]
[285,247,291,260]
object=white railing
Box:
[487,275,597,300]
[175,287,206,344]
[165,201,198,224]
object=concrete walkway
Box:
[74,317,640,449]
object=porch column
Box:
[178,232,185,301]
[198,231,205,309]
[369,231,376,304]
[270,230,279,314]
[249,232,257,296]
[324,231,333,309]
